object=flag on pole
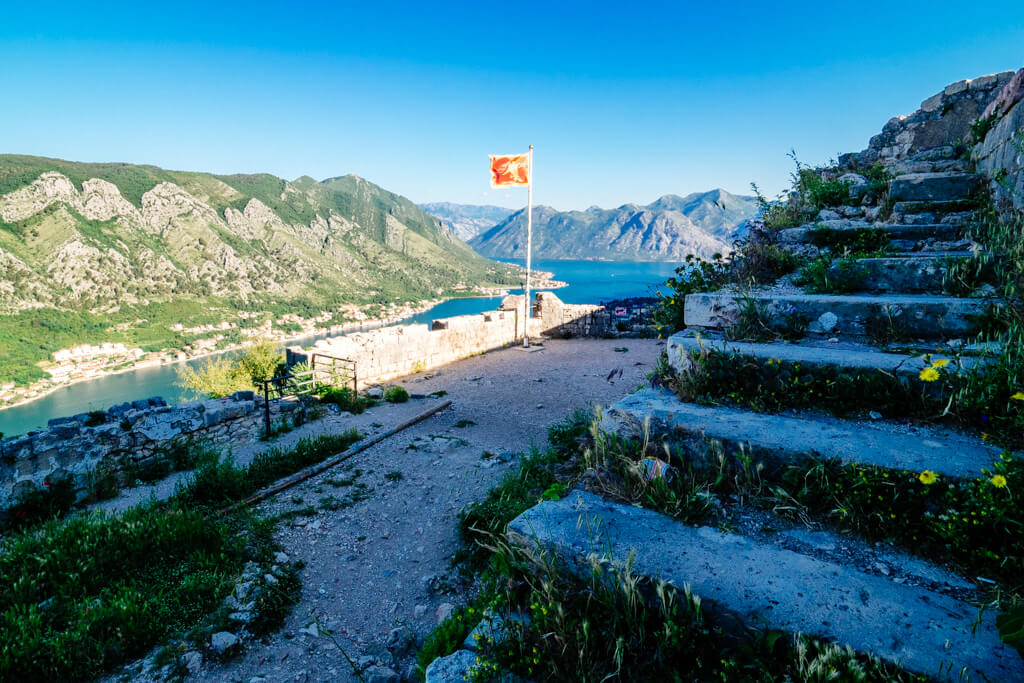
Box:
[489,153,530,187]
[488,147,534,347]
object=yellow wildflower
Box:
[919,367,940,382]
[991,475,1008,489]
[919,470,939,485]
[932,358,950,368]
[1011,391,1024,401]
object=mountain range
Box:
[418,202,515,241]
[464,189,759,261]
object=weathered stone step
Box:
[665,334,985,380]
[605,386,1000,479]
[887,172,981,203]
[827,254,957,293]
[683,291,990,339]
[508,490,1022,682]
[886,158,971,175]
[778,222,963,247]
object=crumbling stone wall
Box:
[974,68,1024,213]
[840,71,1015,168]
[0,392,306,512]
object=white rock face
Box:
[79,178,140,222]
[0,172,79,222]
[141,182,225,234]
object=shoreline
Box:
[0,281,571,417]
[0,298,447,416]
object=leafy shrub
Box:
[384,385,410,403]
[178,339,284,398]
[4,478,77,531]
[653,229,801,334]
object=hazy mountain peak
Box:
[469,189,758,261]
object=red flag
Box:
[489,153,530,187]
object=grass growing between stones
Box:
[442,408,1024,677]
[458,541,920,683]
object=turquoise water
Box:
[0,259,679,436]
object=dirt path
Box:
[182,337,662,682]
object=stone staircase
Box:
[504,132,1023,675]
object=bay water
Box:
[0,259,679,436]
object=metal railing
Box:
[260,353,357,438]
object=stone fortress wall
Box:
[0,293,605,514]
[839,67,1024,214]
[287,292,606,386]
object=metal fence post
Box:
[266,379,273,435]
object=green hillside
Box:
[0,155,520,387]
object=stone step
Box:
[683,291,990,340]
[665,334,986,380]
[886,159,971,176]
[826,254,958,293]
[605,386,1000,479]
[887,172,981,203]
[508,490,1022,682]
[778,222,964,247]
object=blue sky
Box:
[1,2,1021,210]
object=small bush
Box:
[384,385,410,403]
[4,478,77,531]
[318,387,373,414]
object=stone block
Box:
[888,172,980,202]
[509,491,1022,682]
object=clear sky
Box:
[1,1,1021,211]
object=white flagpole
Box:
[524,144,533,348]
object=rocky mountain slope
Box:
[469,189,759,261]
[419,202,514,241]
[0,155,520,385]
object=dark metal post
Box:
[263,380,271,439]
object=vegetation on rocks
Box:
[439,412,929,681]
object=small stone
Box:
[366,387,384,399]
[363,666,400,683]
[868,411,883,421]
[414,604,428,618]
[816,209,842,221]
[274,551,290,564]
[387,626,415,656]
[436,602,455,624]
[181,650,203,675]
[299,624,320,638]
[264,573,279,585]
[229,611,255,624]
[828,337,839,343]
[356,655,377,670]
[210,631,239,655]
[874,562,891,576]
[818,312,839,334]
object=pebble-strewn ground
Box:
[154,337,661,683]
